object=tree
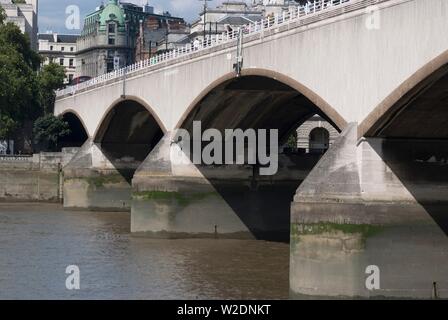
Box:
[0,19,41,120]
[33,114,71,152]
[286,131,298,150]
[0,7,71,153]
[38,63,66,114]
[0,114,17,153]
[0,6,5,25]
[0,20,40,70]
[0,19,41,152]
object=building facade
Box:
[77,0,185,78]
[0,0,38,50]
[135,11,188,61]
[190,1,264,41]
[38,33,79,84]
[254,0,300,16]
[296,115,339,154]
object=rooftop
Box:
[38,34,79,43]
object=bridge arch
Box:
[93,96,165,179]
[93,95,167,142]
[359,49,448,138]
[173,68,344,242]
[59,109,89,148]
[175,68,347,132]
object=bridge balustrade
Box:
[56,0,356,98]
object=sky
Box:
[38,0,227,34]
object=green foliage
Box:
[286,132,298,149]
[0,22,40,69]
[0,21,41,133]
[0,114,17,140]
[0,14,68,152]
[38,63,66,114]
[33,114,71,151]
[0,7,6,25]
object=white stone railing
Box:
[56,0,354,98]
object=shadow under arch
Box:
[59,110,89,149]
[175,68,347,132]
[93,97,165,183]
[93,95,167,141]
[175,71,343,242]
[358,52,448,236]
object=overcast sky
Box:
[38,0,227,34]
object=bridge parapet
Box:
[55,0,373,99]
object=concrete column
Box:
[290,124,448,299]
[131,132,319,240]
[63,139,137,211]
[131,132,252,238]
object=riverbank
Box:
[0,149,78,202]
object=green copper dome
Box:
[99,0,126,27]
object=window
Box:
[107,62,114,73]
[108,23,116,34]
[50,45,53,51]
[61,47,65,51]
[59,58,64,66]
[108,37,115,45]
[68,74,74,83]
[70,47,74,52]
[69,59,74,67]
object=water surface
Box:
[0,203,289,300]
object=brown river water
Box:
[0,203,289,300]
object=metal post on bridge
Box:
[233,28,243,77]
[113,55,126,99]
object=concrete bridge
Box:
[55,0,448,299]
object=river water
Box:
[0,203,289,300]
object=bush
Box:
[33,114,71,152]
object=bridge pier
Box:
[131,132,250,238]
[290,124,448,299]
[63,139,140,211]
[131,132,319,240]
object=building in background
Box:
[296,115,339,154]
[38,33,79,84]
[253,0,300,16]
[190,1,263,42]
[77,0,185,78]
[135,9,188,61]
[0,0,38,50]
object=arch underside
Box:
[95,100,164,163]
[178,75,340,242]
[365,64,448,139]
[60,112,88,148]
[362,63,448,236]
[181,75,341,140]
